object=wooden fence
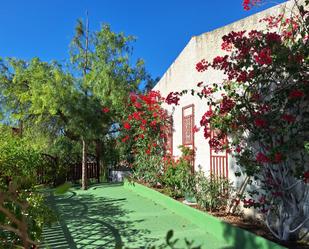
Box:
[37,153,100,185]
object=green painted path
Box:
[41,183,285,249]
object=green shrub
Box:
[161,146,195,198]
[0,126,55,248]
[194,167,234,212]
[132,153,162,186]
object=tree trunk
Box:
[95,140,101,183]
[19,120,23,137]
[82,138,88,190]
[227,176,250,214]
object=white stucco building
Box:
[153,0,298,191]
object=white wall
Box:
[154,1,299,191]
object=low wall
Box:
[124,181,286,249]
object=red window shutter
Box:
[182,104,195,170]
[166,116,173,155]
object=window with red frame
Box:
[166,116,173,155]
[182,105,194,146]
[182,104,195,170]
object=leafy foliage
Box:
[194,167,233,212]
[167,0,309,241]
[0,126,55,248]
[120,91,170,186]
[0,18,151,245]
[161,146,195,198]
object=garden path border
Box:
[124,180,287,249]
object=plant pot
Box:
[109,169,131,182]
[184,192,197,204]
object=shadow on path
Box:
[41,185,153,249]
[220,221,283,249]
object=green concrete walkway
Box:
[41,183,283,249]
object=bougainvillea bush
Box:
[161,145,195,198]
[167,0,309,241]
[120,91,170,186]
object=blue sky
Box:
[0,0,286,79]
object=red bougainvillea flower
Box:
[102,107,110,113]
[273,152,283,163]
[281,114,296,123]
[256,152,270,163]
[258,104,271,114]
[209,138,222,150]
[196,59,209,72]
[145,149,151,155]
[122,135,129,143]
[150,120,157,127]
[254,118,267,127]
[203,127,211,139]
[192,125,200,133]
[134,101,142,109]
[289,89,305,99]
[205,109,213,117]
[243,0,261,11]
[160,133,166,139]
[243,198,255,206]
[133,112,141,120]
[254,48,272,65]
[130,93,137,103]
[201,87,213,96]
[197,82,204,87]
[259,14,284,29]
[221,40,233,52]
[236,71,248,83]
[212,55,229,70]
[165,92,180,105]
[123,122,131,130]
[200,113,209,127]
[266,32,281,43]
[235,146,242,153]
[219,96,235,114]
[243,0,251,10]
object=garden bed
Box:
[208,212,309,249]
[124,181,287,249]
[126,181,309,249]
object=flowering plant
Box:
[161,146,195,198]
[167,1,309,241]
[120,91,170,185]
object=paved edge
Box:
[124,180,287,249]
